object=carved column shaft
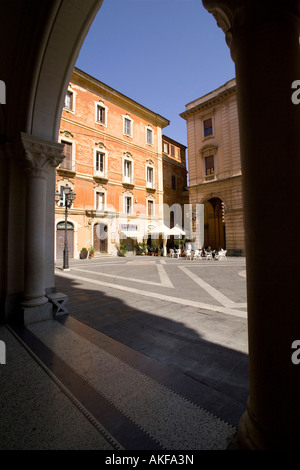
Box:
[20,132,64,308]
[203,0,300,449]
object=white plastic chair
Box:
[218,249,227,260]
[169,248,175,258]
[206,251,213,260]
[185,249,192,260]
[193,249,200,260]
[176,248,181,258]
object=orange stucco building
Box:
[55,68,187,258]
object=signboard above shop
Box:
[119,224,138,231]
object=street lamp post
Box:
[55,185,76,270]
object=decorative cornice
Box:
[123,151,133,159]
[60,129,74,139]
[73,68,170,128]
[180,82,236,119]
[95,141,106,149]
[199,144,218,157]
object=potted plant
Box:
[136,241,147,255]
[80,247,88,259]
[116,243,127,257]
[89,246,95,258]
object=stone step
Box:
[93,253,114,258]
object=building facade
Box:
[56,68,188,259]
[161,135,188,235]
[180,78,245,255]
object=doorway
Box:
[204,197,226,250]
[94,223,108,253]
[56,221,74,259]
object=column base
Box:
[22,301,53,325]
[21,295,49,307]
[236,410,300,450]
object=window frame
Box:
[203,117,213,138]
[146,165,155,189]
[147,199,155,216]
[95,101,108,126]
[163,141,169,154]
[146,126,154,146]
[123,115,133,137]
[95,191,105,212]
[122,153,134,185]
[124,195,133,215]
[59,132,76,171]
[94,150,106,175]
[204,155,215,176]
[63,86,76,114]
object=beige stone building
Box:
[180,78,245,255]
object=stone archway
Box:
[0,0,104,323]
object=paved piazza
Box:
[0,256,250,450]
[55,255,249,416]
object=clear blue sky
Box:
[76,0,235,147]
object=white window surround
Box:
[95,191,105,212]
[122,153,134,184]
[146,126,154,146]
[124,195,133,215]
[94,186,107,211]
[146,197,155,216]
[59,132,76,170]
[95,101,108,126]
[64,86,77,114]
[123,114,133,137]
[93,147,108,177]
[146,164,155,189]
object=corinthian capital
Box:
[20,132,65,173]
[202,0,300,60]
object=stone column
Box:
[20,133,64,322]
[203,0,300,449]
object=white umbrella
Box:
[149,223,174,236]
[170,224,185,236]
[148,224,174,256]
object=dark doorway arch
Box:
[204,197,225,250]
